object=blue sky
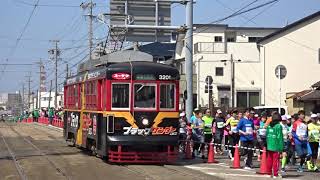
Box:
[0,0,319,93]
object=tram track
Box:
[0,125,27,180]
[2,122,71,180]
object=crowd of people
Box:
[18,107,64,125]
[179,108,320,178]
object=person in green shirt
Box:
[266,112,283,178]
[33,109,39,122]
[202,108,214,144]
[48,107,54,125]
[307,114,320,171]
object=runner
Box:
[291,110,308,173]
[266,112,283,178]
[306,114,320,171]
[253,113,261,160]
[214,109,225,155]
[202,108,214,144]
[225,109,240,160]
[190,109,205,158]
[280,115,290,173]
[257,111,267,161]
[179,112,187,153]
[237,109,255,169]
[286,115,296,166]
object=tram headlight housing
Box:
[142,118,149,126]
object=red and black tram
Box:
[63,60,180,163]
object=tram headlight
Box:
[142,118,149,126]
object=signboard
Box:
[110,0,172,42]
[275,65,287,79]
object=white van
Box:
[253,106,288,116]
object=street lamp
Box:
[221,54,241,108]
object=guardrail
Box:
[18,117,63,129]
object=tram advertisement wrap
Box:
[67,112,80,132]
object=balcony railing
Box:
[194,42,226,54]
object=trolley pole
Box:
[185,0,194,121]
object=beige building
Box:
[258,11,320,109]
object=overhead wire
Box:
[1,0,40,80]
[13,0,107,8]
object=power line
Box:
[14,0,107,8]
[240,0,281,26]
[214,0,259,25]
[1,0,40,80]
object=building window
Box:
[236,91,260,108]
[248,37,262,42]
[220,97,229,108]
[227,37,235,42]
[214,36,223,42]
[215,67,223,76]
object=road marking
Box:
[184,166,218,170]
[207,172,270,178]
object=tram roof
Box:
[65,61,180,85]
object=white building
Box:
[175,24,279,108]
[31,91,63,110]
[258,11,320,108]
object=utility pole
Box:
[36,89,38,109]
[39,60,42,109]
[66,63,69,79]
[81,0,96,60]
[48,80,52,109]
[21,84,25,114]
[25,74,32,111]
[49,40,60,109]
[185,0,194,121]
[231,54,235,108]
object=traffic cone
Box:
[230,144,241,169]
[256,147,268,174]
[184,140,192,159]
[207,143,218,163]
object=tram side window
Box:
[134,84,156,109]
[85,81,97,109]
[112,84,129,108]
[67,84,78,108]
[160,84,175,109]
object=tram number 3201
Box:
[159,75,171,80]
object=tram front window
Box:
[134,84,156,109]
[112,84,130,109]
[160,84,175,109]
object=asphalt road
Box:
[0,122,217,180]
[1,122,319,180]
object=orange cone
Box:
[230,144,241,169]
[184,140,192,159]
[207,143,218,163]
[256,147,268,174]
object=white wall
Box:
[31,91,64,109]
[176,26,277,107]
[261,17,320,106]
